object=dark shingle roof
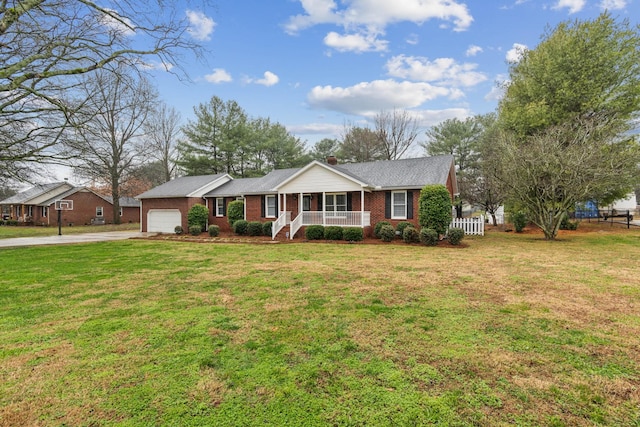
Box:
[205,168,300,197]
[333,155,454,189]
[136,174,228,199]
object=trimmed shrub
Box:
[374,221,392,238]
[0,220,4,226]
[233,219,248,235]
[396,221,413,236]
[174,225,183,235]
[6,220,18,226]
[560,213,579,230]
[187,204,208,231]
[343,227,363,242]
[448,227,465,245]
[324,226,343,240]
[208,225,220,237]
[262,221,273,236]
[379,224,395,242]
[402,226,420,244]
[227,200,244,227]
[189,225,202,235]
[418,184,452,235]
[420,228,438,246]
[247,221,263,236]
[511,211,527,233]
[305,225,325,240]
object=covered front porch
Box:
[271,191,371,239]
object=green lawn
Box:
[0,222,139,239]
[1,228,639,426]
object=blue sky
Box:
[146,0,638,150]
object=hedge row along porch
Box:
[137,155,458,239]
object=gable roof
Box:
[333,155,456,190]
[205,168,300,197]
[273,160,371,192]
[0,182,74,205]
[136,174,231,199]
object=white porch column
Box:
[322,192,326,226]
[361,189,365,227]
[283,193,287,214]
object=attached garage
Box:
[147,209,181,233]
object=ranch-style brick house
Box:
[0,182,140,226]
[137,155,458,239]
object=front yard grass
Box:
[1,228,639,426]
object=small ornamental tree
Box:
[418,184,452,235]
[227,200,244,227]
[187,204,208,231]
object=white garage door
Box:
[147,209,182,233]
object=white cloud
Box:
[246,71,280,87]
[484,74,509,101]
[406,34,419,45]
[186,10,215,41]
[506,43,527,63]
[552,0,586,13]
[307,79,458,116]
[324,31,388,53]
[600,0,627,9]
[466,45,483,57]
[385,55,487,87]
[204,68,232,84]
[412,108,472,127]
[287,122,344,136]
[99,9,135,37]
[139,60,174,72]
[285,0,473,34]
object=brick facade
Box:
[205,189,433,238]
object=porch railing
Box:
[271,211,290,240]
[289,212,304,240]
[301,211,371,227]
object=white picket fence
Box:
[450,215,485,236]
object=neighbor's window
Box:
[216,198,225,217]
[392,191,407,219]
[325,193,347,212]
[96,206,103,217]
[119,207,123,216]
[265,195,276,218]
[42,206,48,218]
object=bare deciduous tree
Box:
[374,109,421,160]
[144,103,182,183]
[0,0,207,181]
[68,66,158,224]
[340,122,385,163]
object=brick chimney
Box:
[327,155,338,165]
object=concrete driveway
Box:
[0,231,156,249]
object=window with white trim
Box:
[215,198,225,217]
[392,191,407,219]
[42,206,48,218]
[325,193,347,212]
[119,207,123,216]
[96,206,103,217]
[265,195,276,218]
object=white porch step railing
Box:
[301,211,371,227]
[271,211,291,240]
[450,215,484,236]
[289,213,304,240]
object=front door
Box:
[303,195,312,211]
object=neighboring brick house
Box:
[137,156,458,238]
[0,183,141,226]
